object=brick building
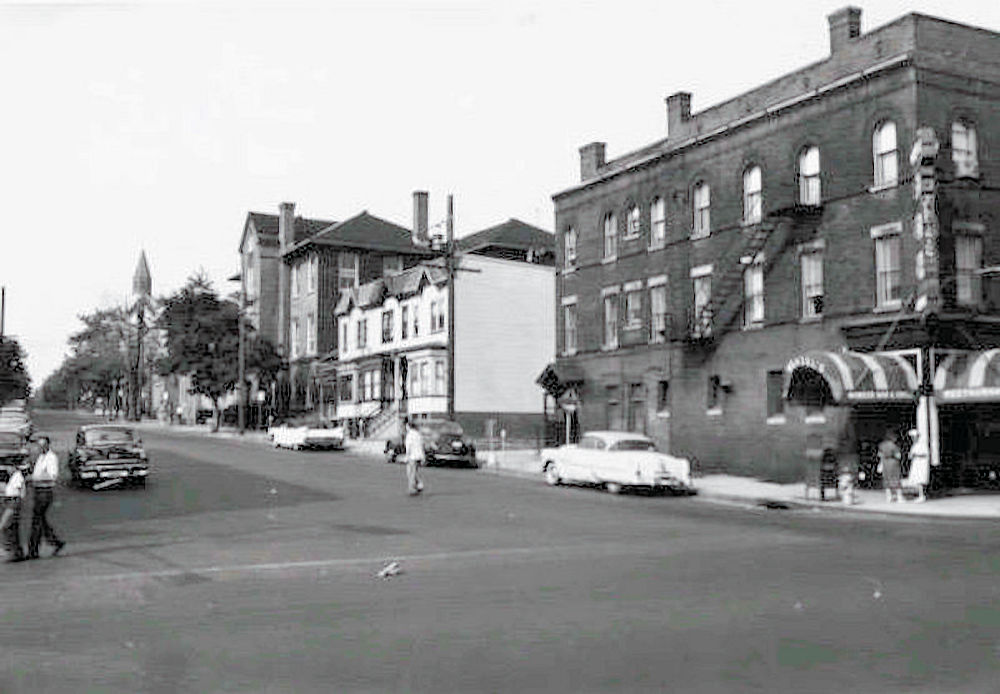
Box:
[545,7,1000,485]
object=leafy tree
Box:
[65,306,131,413]
[0,337,31,406]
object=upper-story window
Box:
[430,300,446,333]
[602,288,619,350]
[291,263,300,298]
[801,248,824,319]
[799,146,821,205]
[413,303,420,337]
[873,121,898,189]
[649,275,667,343]
[743,166,762,225]
[383,255,403,276]
[625,205,640,239]
[401,305,410,340]
[340,319,348,354]
[562,297,578,355]
[742,256,764,329]
[650,197,666,249]
[692,182,710,239]
[291,318,300,358]
[357,317,368,349]
[603,212,617,259]
[306,313,316,354]
[564,227,577,268]
[955,230,983,306]
[691,265,713,337]
[308,256,317,292]
[381,309,394,344]
[338,252,358,293]
[952,121,980,179]
[872,222,902,309]
[624,282,643,329]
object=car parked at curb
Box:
[268,417,346,451]
[0,430,30,485]
[540,431,694,495]
[68,424,149,489]
[384,419,477,467]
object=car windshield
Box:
[85,429,136,445]
[611,439,657,452]
[0,432,22,446]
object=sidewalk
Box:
[131,419,1000,520]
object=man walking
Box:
[1,459,28,562]
[404,418,425,496]
[28,436,65,559]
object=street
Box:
[1,411,998,693]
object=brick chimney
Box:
[579,142,606,181]
[278,201,296,253]
[828,7,862,54]
[666,92,692,139]
[412,191,429,246]
[277,201,295,352]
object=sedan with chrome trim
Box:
[540,431,694,495]
[68,425,149,489]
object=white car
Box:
[268,418,346,451]
[541,431,694,494]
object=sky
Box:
[2,0,999,387]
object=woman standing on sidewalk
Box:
[905,428,930,503]
[878,428,904,503]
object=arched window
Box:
[692,182,710,238]
[873,121,898,188]
[743,166,762,224]
[952,121,979,179]
[603,212,617,259]
[650,197,666,248]
[798,146,821,205]
[626,205,640,238]
[563,227,577,268]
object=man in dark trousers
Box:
[2,459,28,562]
[28,436,65,559]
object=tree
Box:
[65,306,132,413]
[0,337,31,406]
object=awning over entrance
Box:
[536,361,585,398]
[934,349,1000,402]
[784,349,919,404]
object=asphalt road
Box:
[2,411,999,693]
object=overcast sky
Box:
[2,0,999,387]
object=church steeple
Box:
[132,251,151,299]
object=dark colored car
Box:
[0,431,30,485]
[68,425,149,489]
[385,419,477,467]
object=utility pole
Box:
[1,286,5,339]
[238,274,246,434]
[446,194,456,420]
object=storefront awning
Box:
[784,349,919,404]
[536,361,585,398]
[934,349,1000,402]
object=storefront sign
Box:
[785,355,828,376]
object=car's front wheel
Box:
[544,462,561,486]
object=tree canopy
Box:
[0,337,31,406]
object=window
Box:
[564,227,577,267]
[650,197,666,248]
[430,300,446,333]
[602,290,619,349]
[381,310,394,343]
[291,319,300,358]
[707,375,722,412]
[435,361,445,395]
[340,319,348,353]
[692,271,712,337]
[339,375,353,402]
[873,225,902,308]
[624,285,643,329]
[437,302,446,332]
[625,205,640,239]
[306,313,316,354]
[801,250,824,318]
[430,302,439,332]
[873,121,898,188]
[627,383,644,433]
[743,166,762,225]
[357,318,367,349]
[952,122,979,179]
[605,386,620,430]
[657,380,670,414]
[766,370,785,420]
[338,252,358,293]
[372,370,381,401]
[799,146,821,205]
[649,278,667,343]
[692,182,710,238]
[413,304,420,337]
[309,256,317,292]
[956,233,983,306]
[401,305,409,340]
[562,298,578,355]
[291,263,300,298]
[603,212,617,259]
[383,255,403,276]
[743,259,764,329]
[410,362,420,397]
[420,362,429,397]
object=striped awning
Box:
[784,349,919,404]
[934,349,1000,402]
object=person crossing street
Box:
[1,459,28,563]
[27,436,65,559]
[404,418,425,496]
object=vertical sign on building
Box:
[910,127,940,313]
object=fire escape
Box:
[686,204,823,347]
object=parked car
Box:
[0,430,30,485]
[384,419,477,467]
[540,431,694,495]
[68,425,149,489]
[268,417,346,451]
[0,405,33,439]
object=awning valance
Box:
[536,361,585,398]
[784,349,919,404]
[934,349,1000,402]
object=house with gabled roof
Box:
[457,218,555,266]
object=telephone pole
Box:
[446,194,456,420]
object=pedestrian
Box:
[877,427,904,503]
[403,418,425,496]
[1,459,28,563]
[905,428,930,503]
[837,458,857,505]
[27,436,65,559]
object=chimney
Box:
[579,142,606,181]
[412,190,429,246]
[666,92,692,139]
[828,7,862,54]
[278,201,296,253]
